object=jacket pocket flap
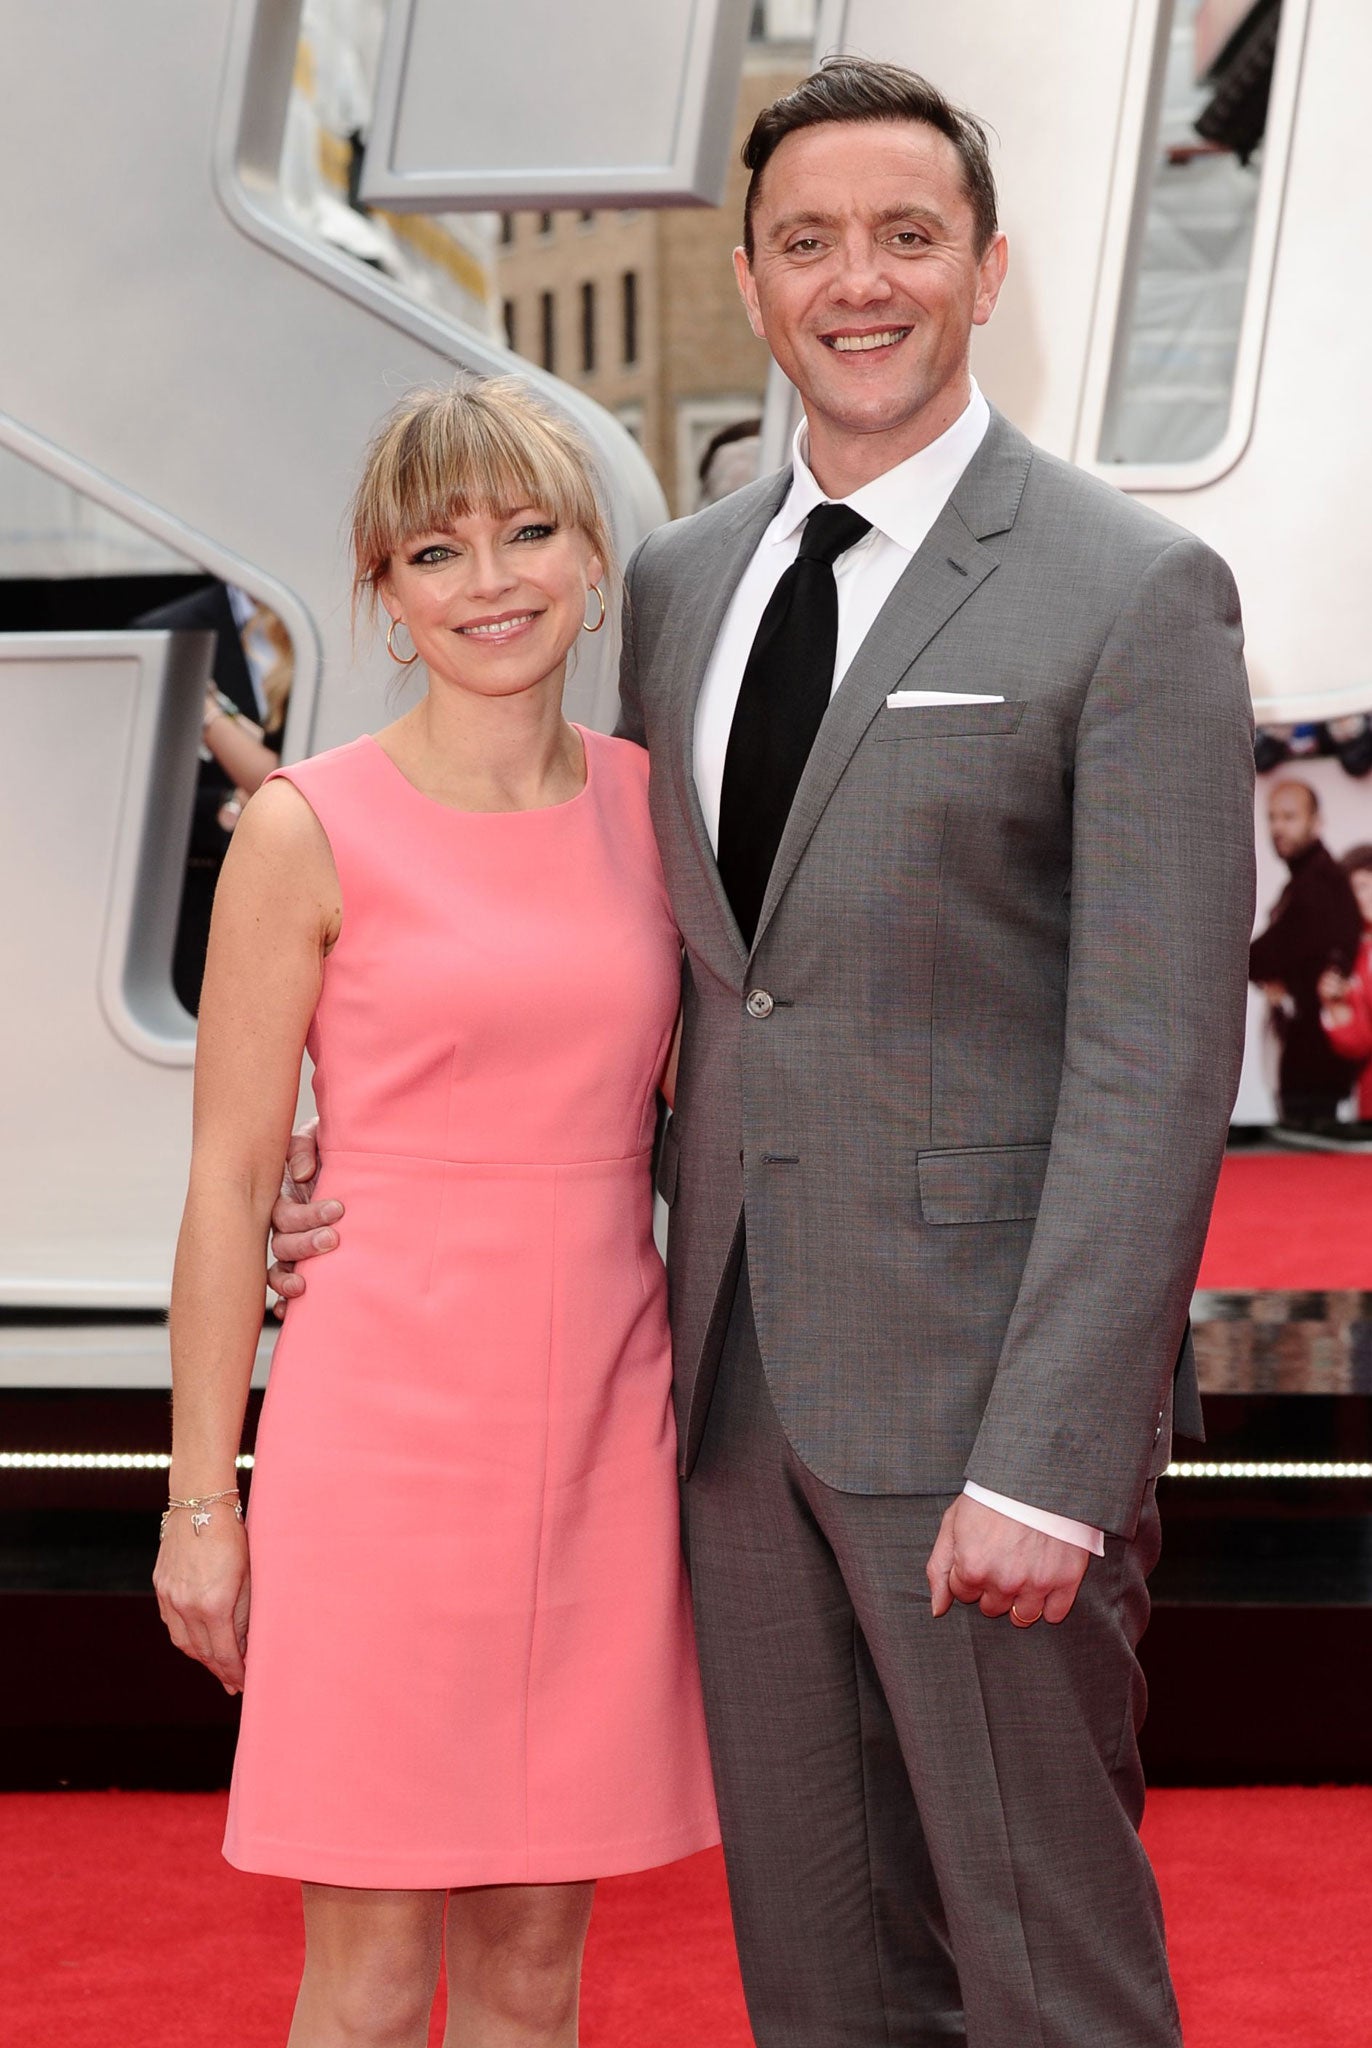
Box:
[876,702,1026,740]
[655,1119,681,1207]
[918,1143,1050,1224]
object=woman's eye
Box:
[513,523,556,543]
[410,544,452,565]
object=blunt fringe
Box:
[350,376,614,618]
[741,56,998,259]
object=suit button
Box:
[745,989,774,1019]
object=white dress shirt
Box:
[692,382,1104,1558]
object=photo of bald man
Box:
[1250,780,1362,1124]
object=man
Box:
[273,59,1255,2048]
[698,417,763,506]
[1250,779,1360,1124]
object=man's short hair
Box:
[697,417,762,489]
[741,56,999,262]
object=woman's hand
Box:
[153,1510,251,1695]
[217,787,248,834]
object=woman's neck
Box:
[381,678,585,814]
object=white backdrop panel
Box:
[362,0,753,207]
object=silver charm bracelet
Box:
[159,1488,244,1540]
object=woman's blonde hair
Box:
[350,376,614,619]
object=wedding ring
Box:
[1010,1603,1043,1626]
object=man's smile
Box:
[819,326,913,353]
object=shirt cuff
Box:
[962,1481,1105,1557]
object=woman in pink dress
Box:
[154,378,717,2047]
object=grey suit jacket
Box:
[618,410,1255,1539]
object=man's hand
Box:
[926,1494,1090,1628]
[266,1119,342,1317]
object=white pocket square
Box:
[885,690,1005,708]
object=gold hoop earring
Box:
[582,585,607,634]
[386,618,419,666]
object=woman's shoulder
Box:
[255,737,389,866]
[266,735,378,800]
[216,772,340,923]
[583,726,650,790]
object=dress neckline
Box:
[361,724,594,818]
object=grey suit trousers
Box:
[683,1259,1181,2048]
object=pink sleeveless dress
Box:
[222,728,718,1888]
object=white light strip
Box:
[0,1451,1365,1481]
[0,1451,255,1471]
[1165,1461,1372,1480]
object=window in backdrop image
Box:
[1099,0,1286,467]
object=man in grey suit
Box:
[273,57,1254,2048]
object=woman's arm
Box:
[202,692,281,796]
[153,779,339,1691]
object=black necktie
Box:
[717,501,872,946]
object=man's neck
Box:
[801,374,974,498]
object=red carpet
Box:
[3,1788,1370,2045]
[1199,1152,1372,1290]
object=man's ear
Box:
[733,245,767,342]
[973,233,1009,329]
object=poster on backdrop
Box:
[1236,744,1372,1133]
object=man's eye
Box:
[890,231,928,248]
[787,238,824,255]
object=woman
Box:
[1319,843,1372,1117]
[154,378,718,2048]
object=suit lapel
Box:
[662,472,791,967]
[749,412,1033,955]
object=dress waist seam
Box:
[319,1145,653,1172]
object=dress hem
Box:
[221,1816,721,1890]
